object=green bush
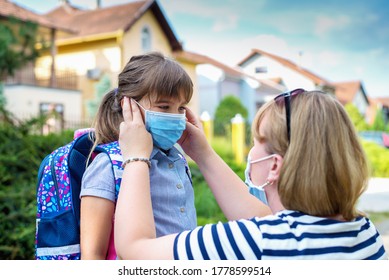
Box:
[191,136,247,226]
[214,95,248,136]
[361,140,389,177]
[0,113,73,259]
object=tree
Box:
[0,17,39,107]
[214,95,248,136]
[86,74,112,118]
[344,103,369,132]
[371,108,388,132]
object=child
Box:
[80,52,197,259]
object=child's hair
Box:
[89,51,193,151]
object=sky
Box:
[11,0,389,98]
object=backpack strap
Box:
[68,132,107,226]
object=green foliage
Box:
[214,95,248,136]
[190,162,227,225]
[361,140,389,177]
[0,17,40,107]
[371,108,388,132]
[86,74,111,118]
[191,135,247,226]
[0,108,73,259]
[0,17,39,79]
[344,103,369,131]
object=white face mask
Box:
[244,154,275,205]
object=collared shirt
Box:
[174,210,388,260]
[81,145,197,237]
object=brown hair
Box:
[89,52,193,152]
[252,90,369,220]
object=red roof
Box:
[0,0,73,32]
[174,50,245,77]
[174,50,285,91]
[332,80,368,105]
[45,0,182,50]
[371,97,389,107]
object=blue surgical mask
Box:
[135,101,186,150]
[244,154,275,205]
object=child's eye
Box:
[158,106,169,110]
[179,107,186,112]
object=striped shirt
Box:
[174,210,388,260]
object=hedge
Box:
[0,120,73,259]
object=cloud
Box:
[160,0,266,32]
[317,51,343,67]
[212,14,239,32]
[244,35,292,58]
[314,15,351,37]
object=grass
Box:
[366,212,389,225]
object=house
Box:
[39,0,200,119]
[2,0,201,131]
[332,80,370,119]
[1,0,81,131]
[238,48,335,93]
[174,51,285,123]
[237,48,371,119]
[367,97,389,126]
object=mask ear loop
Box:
[132,99,145,110]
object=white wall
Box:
[4,85,82,122]
[241,55,316,90]
[353,90,368,116]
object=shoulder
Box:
[81,152,116,201]
[89,152,111,167]
[83,152,113,183]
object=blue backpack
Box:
[35,132,123,260]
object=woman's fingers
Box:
[122,97,133,122]
[130,98,143,125]
[184,106,201,129]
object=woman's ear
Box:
[267,154,283,184]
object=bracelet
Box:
[121,157,151,168]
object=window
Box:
[141,26,151,52]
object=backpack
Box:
[35,132,123,260]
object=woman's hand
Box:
[119,97,152,160]
[178,107,213,164]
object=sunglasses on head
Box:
[274,88,306,142]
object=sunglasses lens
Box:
[290,88,305,97]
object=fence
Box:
[5,111,93,135]
[5,66,78,90]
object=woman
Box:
[114,90,387,260]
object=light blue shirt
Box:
[81,145,197,237]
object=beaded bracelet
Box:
[121,157,151,168]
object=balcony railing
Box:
[5,65,79,90]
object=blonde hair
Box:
[252,90,368,220]
[89,52,193,155]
